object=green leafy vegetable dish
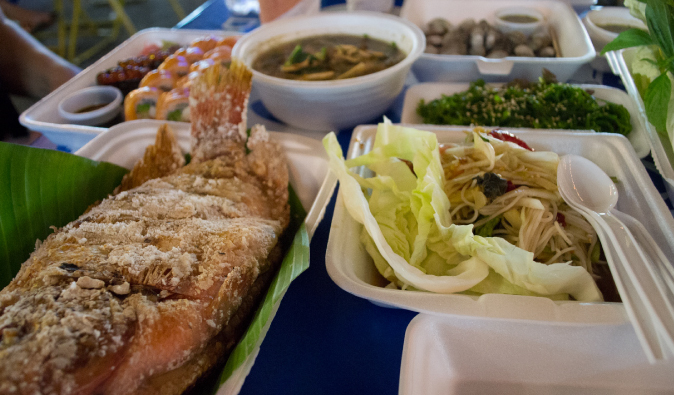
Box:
[416,72,633,136]
[601,0,674,162]
[324,120,618,303]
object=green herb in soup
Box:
[252,34,406,81]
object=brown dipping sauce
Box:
[252,34,406,81]
[75,103,109,113]
[500,14,539,24]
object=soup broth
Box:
[75,103,109,113]
[252,34,406,81]
[500,14,539,24]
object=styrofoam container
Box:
[76,119,337,237]
[583,7,647,54]
[606,47,674,202]
[231,11,425,132]
[400,314,674,395]
[400,0,595,82]
[75,119,337,394]
[325,125,674,324]
[401,82,651,158]
[20,28,238,151]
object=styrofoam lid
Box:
[400,314,674,395]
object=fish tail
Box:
[189,60,253,163]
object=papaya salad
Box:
[323,121,614,302]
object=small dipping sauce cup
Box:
[58,86,123,126]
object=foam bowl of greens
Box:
[324,122,674,324]
[232,11,425,132]
[400,79,651,158]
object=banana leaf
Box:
[0,142,128,288]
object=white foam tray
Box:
[400,0,595,83]
[606,48,674,201]
[400,314,674,395]
[325,124,674,324]
[75,119,337,395]
[401,82,651,158]
[20,28,236,151]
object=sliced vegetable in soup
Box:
[252,34,406,81]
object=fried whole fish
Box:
[0,61,290,395]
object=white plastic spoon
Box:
[557,154,674,363]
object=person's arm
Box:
[0,6,80,98]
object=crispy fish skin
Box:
[0,61,289,395]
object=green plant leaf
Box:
[601,28,654,54]
[214,185,309,389]
[0,143,128,288]
[633,73,653,97]
[644,73,672,134]
[646,0,674,59]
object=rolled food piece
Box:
[124,86,160,120]
[156,87,190,122]
[139,69,177,92]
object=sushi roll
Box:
[176,71,200,89]
[156,87,190,122]
[189,58,215,73]
[139,69,177,92]
[204,46,232,63]
[174,46,205,63]
[124,87,160,120]
[216,35,239,48]
[189,35,218,53]
[158,55,190,77]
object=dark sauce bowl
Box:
[58,86,123,126]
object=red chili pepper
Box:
[556,212,566,227]
[489,130,534,151]
[506,180,519,192]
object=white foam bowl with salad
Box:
[400,0,595,82]
[324,123,674,324]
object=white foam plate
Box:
[400,314,674,395]
[75,119,337,238]
[606,48,674,201]
[325,124,674,324]
[401,82,651,158]
[20,28,238,151]
[400,0,595,82]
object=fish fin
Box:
[189,60,252,163]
